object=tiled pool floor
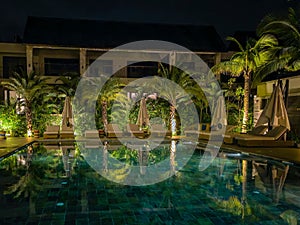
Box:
[1,142,300,224]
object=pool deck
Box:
[0,137,36,159]
[1,136,300,165]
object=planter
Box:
[0,130,6,140]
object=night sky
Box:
[0,0,298,42]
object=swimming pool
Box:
[0,141,300,224]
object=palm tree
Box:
[97,78,125,132]
[256,8,300,79]
[156,64,198,135]
[212,35,278,132]
[1,70,50,136]
[56,72,81,97]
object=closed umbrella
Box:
[62,96,73,127]
[256,84,290,130]
[136,97,150,128]
[211,95,227,130]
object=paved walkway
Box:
[0,137,36,159]
[1,137,300,165]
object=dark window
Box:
[3,56,26,78]
[88,59,113,77]
[44,58,79,76]
[127,61,158,78]
[180,62,195,71]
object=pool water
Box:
[0,141,300,225]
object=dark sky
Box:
[0,0,298,42]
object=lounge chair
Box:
[106,124,123,138]
[43,125,60,139]
[223,125,268,144]
[85,130,99,139]
[185,124,236,143]
[184,124,201,136]
[60,125,75,139]
[127,124,145,138]
[235,126,294,147]
[150,124,172,138]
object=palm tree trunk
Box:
[102,100,108,132]
[170,105,176,136]
[25,100,33,136]
[242,74,250,133]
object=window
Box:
[88,59,113,77]
[44,58,79,76]
[181,62,195,71]
[127,61,158,78]
[3,56,26,78]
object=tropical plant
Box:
[0,99,27,136]
[1,70,50,136]
[31,93,60,135]
[212,35,278,132]
[256,7,300,79]
[223,78,244,131]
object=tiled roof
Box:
[23,16,226,52]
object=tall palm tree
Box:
[256,8,300,79]
[212,35,278,132]
[1,70,50,136]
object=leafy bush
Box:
[0,100,27,136]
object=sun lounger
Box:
[223,125,268,144]
[43,125,60,139]
[60,125,75,139]
[185,124,236,143]
[235,126,294,147]
[127,124,145,138]
[85,130,99,139]
[150,124,172,138]
[106,124,123,138]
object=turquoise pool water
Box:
[0,141,300,224]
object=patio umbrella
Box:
[211,95,227,130]
[256,84,290,130]
[62,96,73,127]
[136,97,150,128]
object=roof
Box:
[23,16,226,52]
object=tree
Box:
[256,8,300,79]
[1,70,50,136]
[212,35,278,132]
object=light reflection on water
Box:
[0,141,300,224]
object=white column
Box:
[26,46,33,74]
[80,48,87,75]
[214,53,221,81]
[169,51,176,69]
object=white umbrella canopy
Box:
[256,84,290,130]
[136,97,150,128]
[211,95,227,130]
[62,96,73,127]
